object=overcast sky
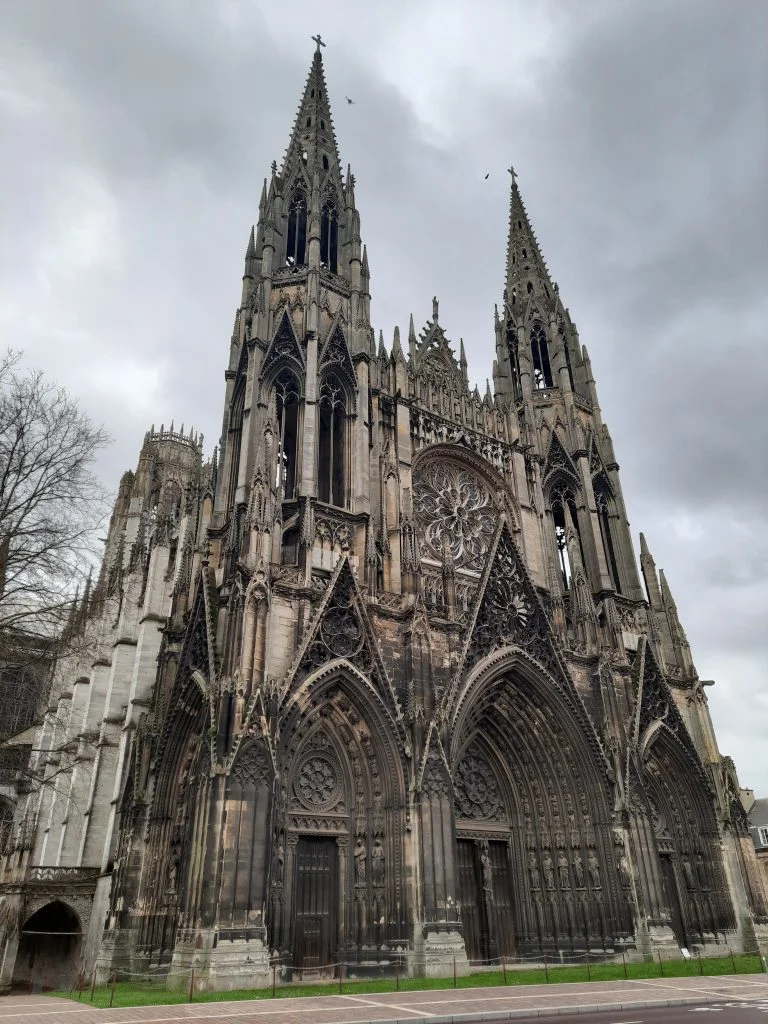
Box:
[1,1,766,792]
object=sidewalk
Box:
[2,973,767,1023]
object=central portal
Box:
[293,836,338,972]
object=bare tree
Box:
[0,350,111,743]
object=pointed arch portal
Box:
[450,653,633,955]
[273,662,409,971]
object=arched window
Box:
[318,374,346,506]
[226,381,245,511]
[560,325,574,388]
[530,322,553,389]
[596,489,621,593]
[550,484,582,590]
[286,191,307,266]
[320,201,338,273]
[274,371,300,499]
[506,324,522,402]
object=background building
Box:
[1,43,766,991]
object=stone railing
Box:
[27,865,101,885]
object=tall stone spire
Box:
[504,166,555,309]
[280,37,343,185]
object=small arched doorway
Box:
[12,901,82,992]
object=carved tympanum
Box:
[413,462,496,571]
[454,751,503,820]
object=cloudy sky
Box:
[1,1,766,790]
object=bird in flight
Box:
[346,96,354,104]
[484,173,490,179]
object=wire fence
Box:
[57,946,768,1007]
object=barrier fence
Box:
[61,946,768,1007]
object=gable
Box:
[634,637,707,782]
[262,308,305,382]
[319,320,356,393]
[457,519,566,684]
[281,557,401,720]
[543,428,580,485]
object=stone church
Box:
[1,41,766,991]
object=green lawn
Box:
[57,954,765,1009]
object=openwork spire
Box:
[280,37,343,185]
[504,166,555,307]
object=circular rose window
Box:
[295,754,341,811]
[413,461,496,571]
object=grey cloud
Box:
[1,0,765,789]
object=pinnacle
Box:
[503,166,555,306]
[280,41,343,185]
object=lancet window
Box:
[320,200,338,273]
[550,484,582,591]
[506,324,522,402]
[318,374,346,507]
[595,488,621,593]
[286,190,307,266]
[274,370,300,499]
[225,381,245,510]
[530,322,553,389]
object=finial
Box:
[271,159,277,176]
[432,296,439,322]
[508,165,518,183]
[311,33,326,52]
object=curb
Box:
[360,994,735,1023]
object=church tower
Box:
[91,40,768,990]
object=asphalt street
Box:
[486,998,768,1023]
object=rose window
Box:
[414,462,496,571]
[296,755,340,809]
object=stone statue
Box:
[588,850,601,888]
[481,847,493,891]
[682,856,696,891]
[371,838,385,886]
[528,851,540,889]
[168,850,180,893]
[275,842,285,885]
[543,851,554,889]
[557,850,569,888]
[354,838,367,885]
[573,853,585,888]
[617,853,632,888]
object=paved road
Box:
[1,974,767,1023]
[488,999,768,1022]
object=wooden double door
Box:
[292,837,338,972]
[457,838,516,963]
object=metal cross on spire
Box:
[508,165,518,183]
[311,33,326,52]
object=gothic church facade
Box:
[2,42,766,990]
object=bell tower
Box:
[495,167,644,611]
[210,36,371,580]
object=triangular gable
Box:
[319,316,357,393]
[543,428,580,484]
[281,557,402,721]
[455,518,568,685]
[262,308,305,381]
[155,569,216,766]
[447,518,607,768]
[632,637,708,784]
[413,321,464,386]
